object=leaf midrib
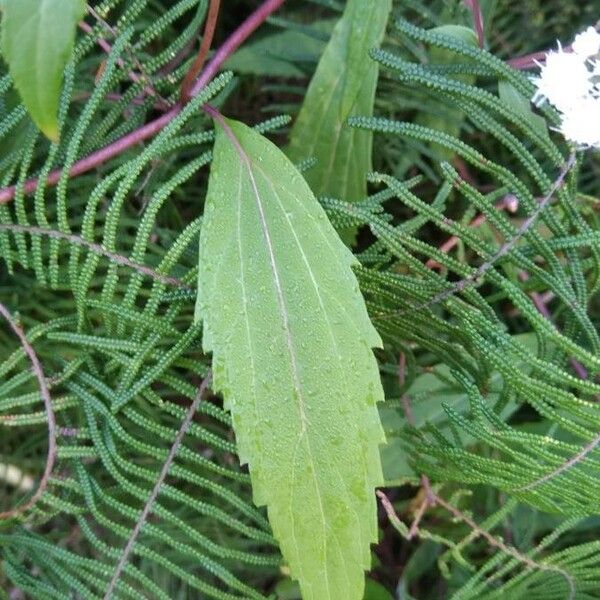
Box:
[258,166,367,559]
[220,118,334,596]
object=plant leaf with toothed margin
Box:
[287,0,391,206]
[0,0,85,141]
[196,116,386,600]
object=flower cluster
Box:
[531,26,600,149]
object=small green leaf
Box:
[498,80,550,142]
[196,117,386,600]
[430,24,478,46]
[0,0,85,141]
[363,579,394,600]
[225,20,335,78]
[287,0,391,205]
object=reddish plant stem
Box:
[425,194,518,270]
[189,0,285,98]
[463,0,484,48]
[570,360,590,381]
[0,0,286,205]
[0,108,178,203]
[0,303,56,520]
[507,25,600,70]
[508,44,572,70]
[517,271,551,319]
[180,0,222,103]
[517,272,591,381]
[79,21,170,109]
[453,156,478,187]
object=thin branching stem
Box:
[0,303,56,520]
[380,359,576,598]
[180,0,222,103]
[78,20,171,109]
[432,493,576,598]
[374,151,576,321]
[378,488,575,597]
[0,223,189,289]
[508,44,573,70]
[104,373,212,599]
[513,430,600,492]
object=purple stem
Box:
[518,271,590,381]
[0,0,286,204]
[464,0,484,48]
[508,44,573,70]
[78,21,170,110]
[189,0,285,97]
[0,109,177,203]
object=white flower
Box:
[559,97,600,147]
[530,25,600,149]
[571,26,600,58]
[531,49,592,112]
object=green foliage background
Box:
[1,0,600,598]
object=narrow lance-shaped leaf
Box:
[196,116,386,600]
[0,0,86,141]
[287,0,391,204]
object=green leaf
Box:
[430,24,479,46]
[287,0,391,204]
[363,579,394,600]
[0,0,85,141]
[225,20,335,78]
[196,116,386,600]
[498,80,550,142]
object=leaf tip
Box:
[42,122,60,143]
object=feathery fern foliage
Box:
[1,1,599,598]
